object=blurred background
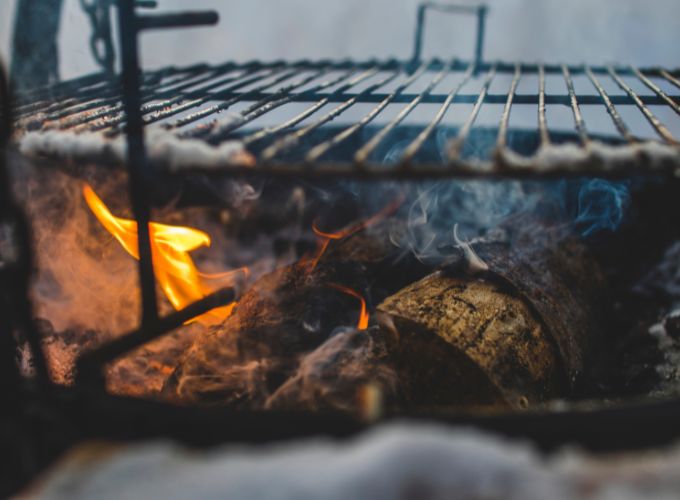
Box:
[1,0,679,81]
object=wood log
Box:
[162,221,427,411]
[378,227,607,410]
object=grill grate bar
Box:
[215,72,355,142]
[448,63,498,160]
[152,66,307,132]
[13,75,112,117]
[14,65,207,119]
[306,60,433,163]
[632,66,680,117]
[240,70,363,146]
[355,59,455,164]
[562,64,590,146]
[608,66,679,145]
[56,65,237,130]
[93,65,289,133]
[660,69,680,91]
[585,66,637,143]
[496,63,522,151]
[401,63,476,163]
[177,67,333,137]
[261,68,396,161]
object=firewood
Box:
[378,273,562,409]
[162,260,378,407]
[162,220,425,410]
[378,228,606,409]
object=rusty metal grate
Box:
[13,58,680,178]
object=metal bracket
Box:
[412,2,488,69]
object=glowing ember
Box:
[328,283,369,330]
[83,184,245,325]
[306,194,405,272]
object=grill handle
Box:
[412,2,488,69]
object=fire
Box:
[83,184,245,325]
[328,284,369,330]
[305,194,405,272]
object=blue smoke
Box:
[573,179,631,237]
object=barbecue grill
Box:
[3,1,680,495]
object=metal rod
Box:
[538,64,551,146]
[660,69,680,91]
[411,3,487,68]
[117,0,158,327]
[55,65,228,130]
[261,68,396,161]
[166,66,308,131]
[355,59,456,164]
[496,62,521,150]
[240,69,371,146]
[475,6,488,72]
[137,11,219,31]
[190,67,334,140]
[632,66,680,116]
[448,63,498,160]
[562,64,589,146]
[608,66,679,145]
[185,90,680,107]
[76,287,236,380]
[402,63,476,163]
[306,60,432,163]
[90,66,280,133]
[585,66,636,143]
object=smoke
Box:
[388,178,631,266]
[20,168,141,335]
[574,179,631,237]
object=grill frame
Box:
[5,5,680,490]
[14,58,680,180]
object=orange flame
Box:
[83,184,245,325]
[305,194,405,272]
[328,283,369,330]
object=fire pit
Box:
[3,0,680,496]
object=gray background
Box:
[1,0,679,80]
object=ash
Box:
[30,423,680,500]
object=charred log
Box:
[378,227,607,410]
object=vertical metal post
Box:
[116,0,159,327]
[412,4,427,67]
[411,3,488,70]
[475,6,487,72]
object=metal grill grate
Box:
[13,59,680,178]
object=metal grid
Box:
[14,59,680,179]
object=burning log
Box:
[164,216,606,413]
[162,261,378,407]
[162,219,424,411]
[378,226,607,410]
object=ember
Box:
[328,283,370,330]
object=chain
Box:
[79,0,116,76]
